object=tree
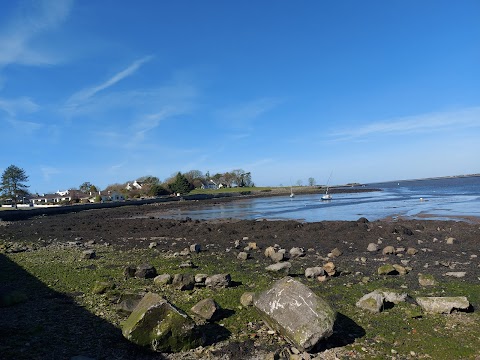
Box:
[148,184,170,196]
[184,170,204,183]
[137,175,160,185]
[308,177,316,186]
[1,165,29,208]
[79,181,98,194]
[168,172,193,194]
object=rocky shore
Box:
[0,200,479,359]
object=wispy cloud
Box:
[0,0,74,68]
[128,106,184,147]
[216,97,281,129]
[65,55,154,109]
[0,97,39,116]
[330,106,480,141]
[7,118,43,133]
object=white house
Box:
[126,180,143,190]
[201,179,218,190]
[32,190,89,204]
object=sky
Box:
[0,0,479,193]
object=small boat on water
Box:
[321,171,333,201]
[321,191,332,201]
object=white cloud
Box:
[0,0,74,67]
[65,55,154,109]
[330,106,480,141]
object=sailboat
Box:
[321,171,333,201]
[321,188,332,201]
[290,186,295,198]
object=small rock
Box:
[323,262,336,276]
[172,274,195,290]
[330,248,342,257]
[271,251,286,263]
[237,252,250,261]
[356,291,384,313]
[367,243,378,252]
[382,246,395,255]
[444,272,466,278]
[377,264,398,275]
[154,274,172,285]
[305,267,324,279]
[248,242,257,250]
[195,274,208,284]
[264,246,276,258]
[266,262,292,273]
[81,249,96,260]
[240,292,255,307]
[446,237,455,245]
[289,247,305,258]
[179,248,190,256]
[406,247,418,255]
[205,274,231,288]
[191,298,222,321]
[392,264,408,275]
[190,244,201,253]
[135,264,157,279]
[179,260,195,268]
[418,273,437,286]
[148,242,158,249]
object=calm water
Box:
[162,176,480,222]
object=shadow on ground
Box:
[313,312,365,352]
[0,254,165,360]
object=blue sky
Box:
[1,0,479,193]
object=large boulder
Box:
[122,292,204,352]
[253,276,336,351]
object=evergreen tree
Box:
[169,172,192,194]
[1,165,29,208]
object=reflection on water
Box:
[161,176,480,222]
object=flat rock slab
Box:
[253,276,336,351]
[416,296,470,314]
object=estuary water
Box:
[163,176,480,222]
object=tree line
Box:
[0,165,254,205]
[102,169,254,198]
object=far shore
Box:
[0,185,380,222]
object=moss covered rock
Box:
[122,292,204,352]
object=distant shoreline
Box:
[367,173,480,185]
